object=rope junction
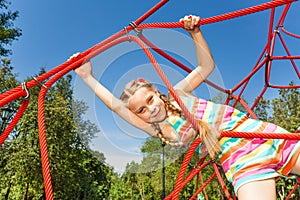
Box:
[0,0,299,199]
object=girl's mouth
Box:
[152,107,161,118]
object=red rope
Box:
[36,36,142,199]
[38,88,54,200]
[0,0,298,199]
[286,178,300,200]
[190,172,217,200]
[0,1,170,198]
[137,0,296,30]
[0,0,168,105]
[276,33,300,80]
[221,130,300,139]
[211,162,233,199]
[0,100,29,146]
[280,26,300,39]
[164,139,202,200]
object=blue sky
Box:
[9,1,300,173]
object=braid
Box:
[158,93,221,157]
[152,122,182,147]
[159,94,184,118]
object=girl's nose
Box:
[148,104,156,114]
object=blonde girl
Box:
[74,15,300,200]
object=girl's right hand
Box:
[179,15,200,34]
[69,53,93,79]
[74,61,93,79]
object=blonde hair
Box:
[120,78,221,157]
[119,78,154,105]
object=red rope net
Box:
[0,0,299,199]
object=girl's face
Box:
[128,87,167,123]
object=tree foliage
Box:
[254,82,299,132]
[0,65,113,199]
[0,2,113,199]
[0,0,22,57]
[109,137,233,199]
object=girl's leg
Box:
[237,178,276,200]
[291,153,300,175]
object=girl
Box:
[74,15,300,200]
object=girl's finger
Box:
[194,16,200,26]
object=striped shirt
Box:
[166,95,300,193]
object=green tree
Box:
[0,67,113,199]
[0,58,19,92]
[254,82,299,132]
[269,82,300,132]
[109,172,134,199]
[0,0,22,57]
[253,97,271,121]
[110,137,207,199]
[0,60,20,200]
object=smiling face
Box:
[128,87,167,124]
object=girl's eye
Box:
[137,107,146,114]
[148,96,153,104]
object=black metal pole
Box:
[0,121,4,133]
[0,107,13,133]
[0,115,7,133]
[161,142,166,200]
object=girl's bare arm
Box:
[174,15,215,94]
[75,61,157,137]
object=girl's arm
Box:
[74,61,158,137]
[174,15,215,94]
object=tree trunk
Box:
[4,181,12,200]
[278,185,284,200]
[22,183,29,200]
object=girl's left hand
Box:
[179,15,200,33]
